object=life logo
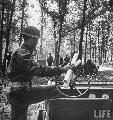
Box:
[93,109,112,120]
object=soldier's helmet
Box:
[21,26,40,38]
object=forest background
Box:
[1,0,113,73]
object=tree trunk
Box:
[78,0,87,60]
[54,21,58,66]
[73,29,76,53]
[72,29,76,59]
[89,24,92,60]
[40,9,44,54]
[55,0,68,66]
[95,41,96,63]
[0,0,5,70]
[19,0,26,46]
[56,20,63,66]
[84,25,88,63]
[97,28,101,64]
[2,0,16,74]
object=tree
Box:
[0,0,15,73]
[0,0,29,74]
[2,0,16,74]
[0,0,5,70]
[39,0,70,66]
[19,0,26,45]
[78,0,87,60]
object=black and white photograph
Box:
[0,0,113,120]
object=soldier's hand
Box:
[63,63,75,71]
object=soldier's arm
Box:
[15,49,65,77]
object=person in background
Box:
[84,59,98,78]
[47,53,53,66]
[64,54,70,64]
[62,54,70,67]
[7,26,75,120]
[59,56,63,66]
[6,51,12,68]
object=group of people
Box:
[47,53,70,67]
[73,59,98,78]
[6,26,98,120]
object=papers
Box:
[63,53,81,87]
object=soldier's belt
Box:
[8,81,30,88]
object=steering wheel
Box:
[54,73,92,98]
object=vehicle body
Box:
[37,66,113,120]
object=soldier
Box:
[62,54,70,67]
[47,53,53,66]
[59,56,63,66]
[84,59,98,78]
[7,26,75,120]
[6,51,12,68]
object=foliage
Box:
[0,0,29,73]
[1,0,113,71]
[0,73,10,120]
[38,0,113,64]
[39,0,71,66]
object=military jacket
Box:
[7,44,59,82]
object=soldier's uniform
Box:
[7,26,66,120]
